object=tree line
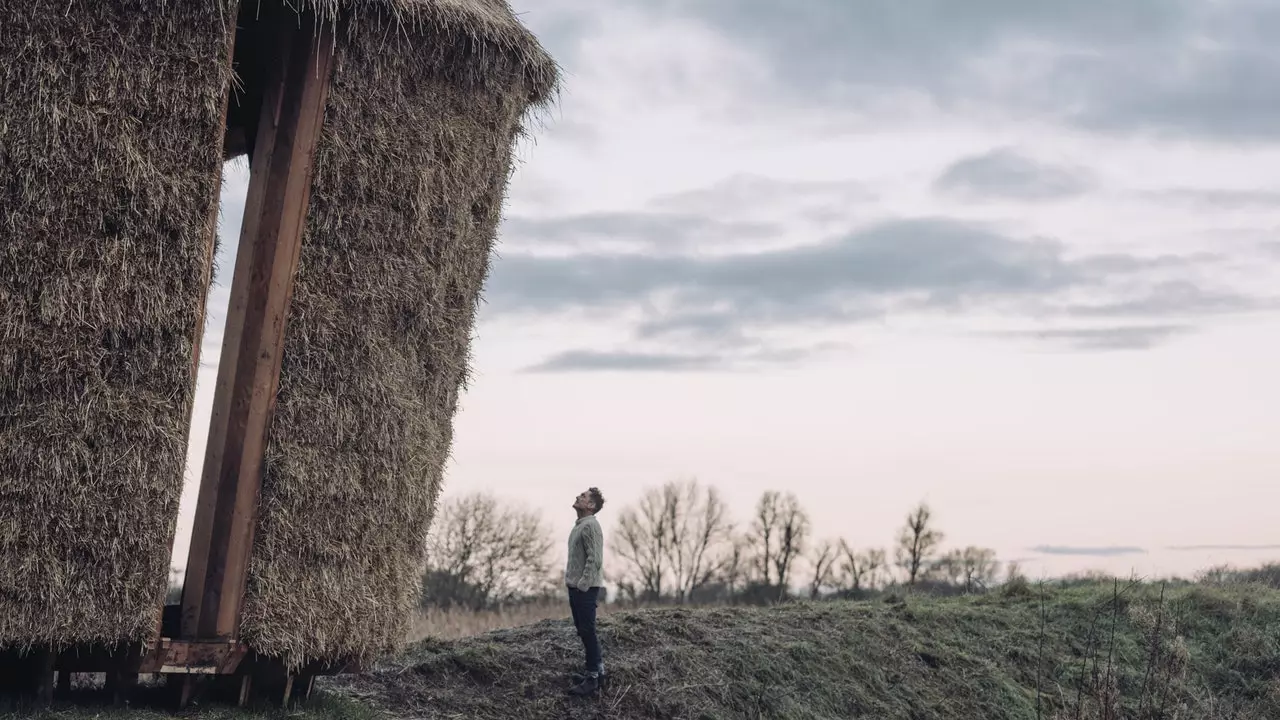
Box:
[607,480,1011,604]
[419,479,1018,607]
[419,480,1016,610]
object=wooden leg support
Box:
[301,674,316,703]
[238,674,253,708]
[56,671,72,698]
[177,676,198,710]
[33,652,56,706]
[281,674,295,708]
[0,649,57,707]
[105,671,137,706]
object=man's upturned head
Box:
[574,487,605,515]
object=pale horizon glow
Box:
[173,0,1280,587]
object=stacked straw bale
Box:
[237,1,558,667]
[0,2,236,647]
[0,0,554,662]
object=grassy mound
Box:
[3,582,1276,719]
[332,582,1280,719]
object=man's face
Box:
[573,490,595,513]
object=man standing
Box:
[565,487,606,696]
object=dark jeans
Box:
[568,586,602,674]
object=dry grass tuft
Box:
[0,1,235,648]
[407,601,634,643]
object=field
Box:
[406,599,627,642]
[5,580,1278,719]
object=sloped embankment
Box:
[330,583,1280,719]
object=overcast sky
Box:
[176,0,1280,583]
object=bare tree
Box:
[927,546,1000,593]
[717,533,750,602]
[613,487,673,601]
[807,539,839,599]
[423,493,553,609]
[837,542,886,592]
[749,491,780,585]
[895,502,944,586]
[667,480,734,603]
[613,479,733,603]
[931,549,965,586]
[959,546,1000,592]
[747,490,810,599]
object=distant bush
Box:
[1200,562,1280,589]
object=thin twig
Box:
[1075,604,1102,720]
[1103,579,1120,720]
[1156,610,1181,719]
[1036,581,1047,720]
[1137,582,1167,718]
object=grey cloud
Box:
[486,216,1257,365]
[503,176,871,253]
[510,0,600,70]
[490,218,1082,317]
[1061,36,1280,141]
[526,350,725,373]
[1068,281,1271,319]
[629,0,1280,141]
[1031,545,1147,557]
[1167,544,1280,552]
[935,148,1095,201]
[1144,188,1280,209]
[502,212,777,250]
[649,174,873,214]
[989,325,1194,352]
[214,163,249,289]
[525,342,844,373]
[488,217,1229,325]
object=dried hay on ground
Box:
[0,2,235,647]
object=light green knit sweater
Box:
[564,514,604,590]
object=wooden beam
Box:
[182,6,336,642]
[137,639,248,675]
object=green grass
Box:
[333,581,1280,719]
[6,581,1279,719]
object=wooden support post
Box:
[181,5,336,644]
[108,672,138,707]
[238,675,253,708]
[33,651,55,707]
[301,674,316,703]
[281,675,295,708]
[177,676,197,711]
[56,670,71,698]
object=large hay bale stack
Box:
[237,2,558,666]
[0,2,235,646]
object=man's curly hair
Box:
[587,487,605,512]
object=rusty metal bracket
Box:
[137,639,248,675]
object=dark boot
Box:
[571,669,607,687]
[567,674,600,696]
